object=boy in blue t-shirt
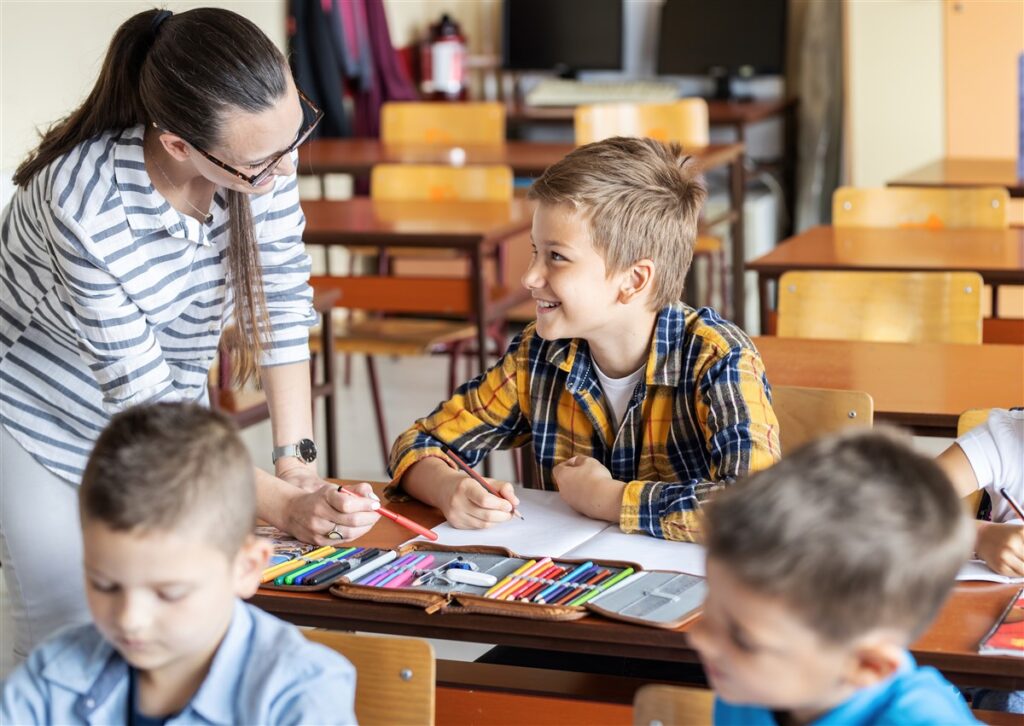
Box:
[1,403,357,725]
[690,429,979,726]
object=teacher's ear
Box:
[153,125,194,163]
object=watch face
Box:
[298,438,317,463]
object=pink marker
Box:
[384,554,434,589]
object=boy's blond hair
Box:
[704,428,974,644]
[80,403,255,555]
[528,136,706,309]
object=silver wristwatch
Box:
[272,438,317,465]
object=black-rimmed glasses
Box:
[154,88,324,188]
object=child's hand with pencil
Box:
[975,521,1024,577]
[553,455,625,524]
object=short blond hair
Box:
[528,136,706,309]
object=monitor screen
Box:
[502,0,623,73]
[657,0,787,77]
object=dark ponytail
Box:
[15,8,290,387]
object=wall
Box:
[0,1,286,173]
[843,0,945,187]
[382,0,500,55]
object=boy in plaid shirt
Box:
[389,137,780,541]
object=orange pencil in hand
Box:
[440,444,525,520]
[336,486,438,541]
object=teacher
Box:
[0,7,379,661]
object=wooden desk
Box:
[753,337,1024,436]
[888,157,1023,197]
[250,483,1024,698]
[746,225,1024,330]
[303,198,534,376]
[299,140,750,327]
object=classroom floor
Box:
[0,352,949,678]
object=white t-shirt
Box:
[956,408,1024,524]
[593,362,646,432]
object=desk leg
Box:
[729,155,746,329]
[321,307,338,478]
[758,275,771,336]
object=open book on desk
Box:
[420,487,706,576]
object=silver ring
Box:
[326,524,344,540]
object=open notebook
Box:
[420,487,706,576]
[957,559,1024,584]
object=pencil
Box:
[568,567,636,607]
[337,486,438,541]
[999,487,1024,521]
[553,568,612,606]
[439,444,524,520]
[485,559,536,598]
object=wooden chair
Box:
[633,684,713,726]
[958,408,991,516]
[372,164,513,202]
[833,187,1009,229]
[573,99,727,314]
[772,385,874,454]
[209,290,339,476]
[380,101,506,145]
[304,630,435,726]
[776,270,984,344]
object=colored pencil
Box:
[569,567,636,607]
[500,558,554,600]
[336,486,438,541]
[515,565,565,602]
[537,563,597,604]
[485,559,536,598]
[534,561,594,603]
[440,445,524,520]
[553,568,612,606]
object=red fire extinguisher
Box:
[419,14,467,100]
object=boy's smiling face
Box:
[82,518,268,681]
[523,203,639,343]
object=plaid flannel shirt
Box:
[389,303,781,541]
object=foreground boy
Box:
[390,137,780,541]
[691,429,978,725]
[1,403,357,725]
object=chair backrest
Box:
[832,187,1009,229]
[633,684,713,726]
[776,270,984,344]
[957,408,991,516]
[574,98,710,146]
[304,630,435,726]
[371,164,513,202]
[380,101,506,145]
[771,385,874,454]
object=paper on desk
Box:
[957,559,1024,584]
[562,527,706,577]
[424,487,707,575]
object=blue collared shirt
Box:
[714,653,979,726]
[1,600,357,725]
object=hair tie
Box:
[150,9,172,39]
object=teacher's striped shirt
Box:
[0,125,316,483]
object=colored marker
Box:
[553,568,612,606]
[500,557,553,600]
[569,567,636,607]
[516,565,565,602]
[385,555,434,589]
[359,552,418,586]
[376,554,429,587]
[538,564,598,604]
[283,547,359,586]
[534,561,594,603]
[305,549,383,587]
[484,559,536,598]
[261,546,335,584]
[440,445,524,520]
[294,547,363,585]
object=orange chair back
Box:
[371,164,513,202]
[574,99,710,146]
[380,101,506,145]
[832,187,1009,229]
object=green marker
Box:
[277,547,356,585]
[568,567,635,607]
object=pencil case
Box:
[328,541,707,629]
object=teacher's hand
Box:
[281,476,382,546]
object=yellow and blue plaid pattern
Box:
[389,303,781,541]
